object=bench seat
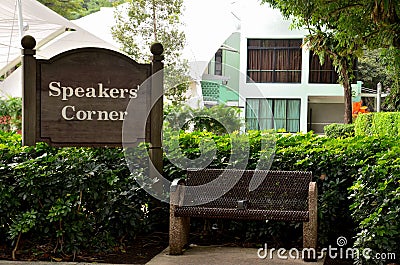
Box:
[175,207,309,221]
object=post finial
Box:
[150,42,164,56]
[21,35,36,50]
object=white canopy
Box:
[0,0,119,98]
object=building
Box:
[203,1,352,134]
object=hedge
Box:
[349,145,400,265]
[1,130,399,264]
[0,131,165,257]
[324,123,355,138]
[355,112,400,137]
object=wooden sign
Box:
[21,35,164,147]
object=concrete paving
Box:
[146,245,325,265]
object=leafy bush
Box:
[354,113,373,136]
[2,127,399,262]
[0,131,167,257]
[324,123,355,138]
[349,144,400,265]
[0,97,22,132]
[355,112,400,137]
[164,104,242,135]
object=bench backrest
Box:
[183,169,312,212]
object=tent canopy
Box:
[0,0,119,97]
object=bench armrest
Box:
[170,178,186,206]
[308,181,318,217]
[171,178,186,192]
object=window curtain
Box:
[259,99,273,130]
[246,98,300,132]
[246,99,259,130]
[287,100,300,132]
[273,99,286,130]
[309,53,338,84]
[247,39,302,83]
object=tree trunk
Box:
[152,0,157,41]
[341,63,353,124]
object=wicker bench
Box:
[169,169,318,260]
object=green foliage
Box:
[349,145,400,265]
[2,126,400,259]
[112,0,188,103]
[164,104,242,135]
[354,112,400,137]
[0,97,22,132]
[358,49,393,96]
[113,0,185,64]
[38,0,84,19]
[0,131,165,256]
[163,130,400,256]
[37,0,114,20]
[381,47,400,111]
[324,123,355,138]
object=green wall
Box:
[202,32,240,104]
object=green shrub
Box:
[324,123,355,138]
[354,113,373,136]
[349,146,400,265]
[2,128,400,261]
[0,131,166,256]
[355,112,400,137]
[0,97,22,132]
[164,104,242,135]
[164,130,398,248]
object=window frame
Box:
[247,39,303,83]
[245,98,301,132]
[214,49,223,76]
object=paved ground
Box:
[146,245,325,265]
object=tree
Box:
[358,49,392,91]
[308,31,360,123]
[38,0,84,19]
[37,0,114,20]
[112,0,188,103]
[262,0,400,121]
[380,47,400,110]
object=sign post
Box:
[21,36,37,146]
[149,43,164,181]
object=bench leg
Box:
[303,182,318,262]
[169,203,190,255]
[169,182,189,255]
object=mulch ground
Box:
[0,232,169,265]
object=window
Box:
[309,53,338,84]
[246,98,301,132]
[247,39,302,83]
[309,53,358,84]
[214,49,223,76]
